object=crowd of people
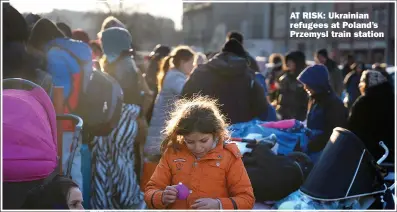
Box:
[3,3,395,210]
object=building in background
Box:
[182,2,273,56]
[270,2,335,61]
[333,2,394,64]
[183,2,394,64]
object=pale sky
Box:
[10,0,183,29]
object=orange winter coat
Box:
[144,141,255,209]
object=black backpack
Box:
[243,142,313,201]
[52,45,124,136]
[80,69,124,136]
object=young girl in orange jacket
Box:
[144,96,255,210]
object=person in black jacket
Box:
[315,49,344,97]
[341,54,355,78]
[297,64,348,161]
[348,70,395,163]
[3,3,52,94]
[276,51,308,121]
[226,31,259,72]
[344,62,364,109]
[181,39,268,124]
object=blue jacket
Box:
[45,38,92,99]
[298,65,348,152]
[255,73,278,121]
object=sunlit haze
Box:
[10,0,183,29]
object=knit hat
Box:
[98,16,126,39]
[285,51,306,65]
[72,29,90,43]
[360,70,388,89]
[221,38,247,58]
[100,27,132,63]
[285,50,307,75]
[3,3,29,43]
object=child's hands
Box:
[162,185,178,205]
[190,198,220,209]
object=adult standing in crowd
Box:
[226,31,259,72]
[344,62,364,109]
[276,51,308,121]
[92,25,145,209]
[372,63,393,85]
[181,39,268,124]
[3,4,52,94]
[297,64,348,162]
[145,44,171,122]
[315,49,344,97]
[341,54,355,78]
[145,46,196,162]
[29,18,90,192]
[348,70,395,163]
[267,53,286,103]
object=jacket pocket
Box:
[199,162,227,197]
[203,161,227,183]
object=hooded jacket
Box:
[3,4,51,94]
[298,65,348,152]
[144,142,255,209]
[277,51,308,121]
[181,51,268,124]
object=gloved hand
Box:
[245,134,277,150]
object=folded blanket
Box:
[229,120,310,155]
[274,190,363,210]
[261,119,296,129]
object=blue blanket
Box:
[274,190,363,210]
[229,120,311,155]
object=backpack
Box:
[243,142,313,201]
[50,44,124,136]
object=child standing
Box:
[144,97,255,209]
